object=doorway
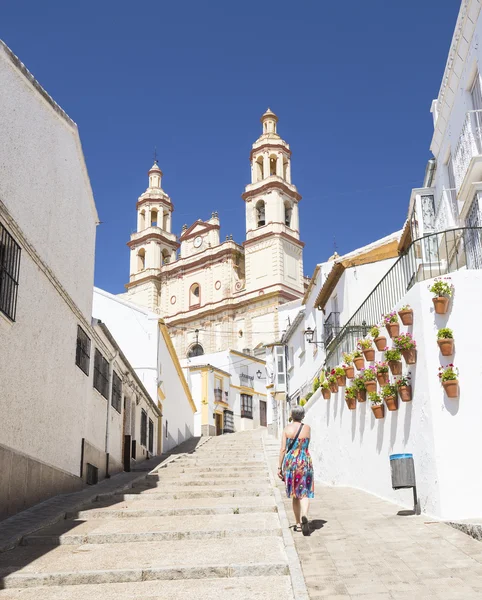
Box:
[260,400,267,427]
[215,413,223,436]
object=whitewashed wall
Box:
[305,270,482,520]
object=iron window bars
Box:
[0,223,21,321]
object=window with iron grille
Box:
[0,223,21,321]
[148,418,154,454]
[93,349,109,399]
[111,372,122,413]
[75,326,91,375]
[140,409,147,447]
[241,394,253,419]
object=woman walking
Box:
[278,406,314,535]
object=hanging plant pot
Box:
[384,395,399,411]
[433,296,450,314]
[364,380,377,393]
[322,388,331,400]
[386,323,400,339]
[371,404,385,419]
[438,338,454,356]
[388,360,402,376]
[329,383,339,393]
[336,375,347,387]
[442,380,459,398]
[353,357,365,371]
[374,336,387,351]
[344,366,355,379]
[345,397,357,410]
[377,372,390,386]
[356,389,366,402]
[402,349,417,365]
[362,348,375,362]
[399,385,412,402]
[398,309,413,325]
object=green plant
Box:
[327,374,337,385]
[313,377,320,392]
[429,277,454,297]
[353,349,363,359]
[385,348,401,361]
[321,380,330,390]
[437,328,453,339]
[299,398,307,406]
[368,392,382,405]
[353,377,366,391]
[305,391,313,402]
[393,333,416,350]
[380,384,397,399]
[395,374,411,388]
[375,361,389,374]
[370,326,380,338]
[345,386,357,400]
[438,364,459,382]
[358,338,373,350]
[342,352,353,365]
[399,304,411,311]
[334,366,346,377]
[361,367,377,381]
[383,311,399,325]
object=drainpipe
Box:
[423,158,436,188]
[105,350,119,478]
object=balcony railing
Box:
[324,227,482,368]
[434,188,459,231]
[214,388,223,403]
[323,311,340,346]
[454,110,482,190]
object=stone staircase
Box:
[0,430,296,599]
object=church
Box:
[124,109,307,358]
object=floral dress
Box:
[283,437,314,499]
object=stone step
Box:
[161,467,268,476]
[0,575,294,599]
[0,537,289,588]
[118,487,273,500]
[133,477,270,488]
[23,513,281,545]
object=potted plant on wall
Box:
[429,277,454,314]
[383,312,400,339]
[398,304,413,325]
[353,376,366,402]
[375,361,390,386]
[437,328,454,356]
[361,366,377,393]
[352,349,365,371]
[393,333,417,365]
[327,373,339,393]
[345,386,357,410]
[370,325,387,352]
[438,364,459,398]
[334,366,347,387]
[385,348,402,375]
[358,338,375,361]
[321,380,331,400]
[342,353,355,378]
[395,373,412,402]
[381,383,398,411]
[369,392,385,419]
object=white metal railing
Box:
[454,110,482,190]
[435,188,459,231]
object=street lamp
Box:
[256,369,265,380]
[304,327,324,347]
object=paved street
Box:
[265,438,482,599]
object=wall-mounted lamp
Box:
[304,327,324,347]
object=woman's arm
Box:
[278,430,287,474]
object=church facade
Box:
[124,109,306,358]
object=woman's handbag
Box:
[280,423,304,482]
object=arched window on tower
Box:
[187,343,204,358]
[137,248,146,271]
[139,210,146,230]
[151,210,158,227]
[283,160,288,180]
[162,211,169,230]
[256,156,264,182]
[269,155,277,176]
[162,249,170,265]
[284,202,292,228]
[255,200,266,228]
[190,283,201,307]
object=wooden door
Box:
[215,413,223,436]
[260,400,267,427]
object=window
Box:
[471,72,482,110]
[75,325,91,375]
[241,394,253,419]
[148,418,154,454]
[269,155,277,176]
[275,345,285,385]
[137,248,146,271]
[0,223,21,321]
[255,200,266,227]
[187,343,204,358]
[141,409,147,447]
[284,202,292,227]
[150,210,158,227]
[190,283,201,307]
[111,372,122,413]
[93,349,110,399]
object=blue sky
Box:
[3,0,460,293]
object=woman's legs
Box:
[300,498,310,520]
[292,498,301,526]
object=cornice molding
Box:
[127,232,180,250]
[242,180,301,202]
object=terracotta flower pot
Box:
[371,404,385,419]
[386,322,400,339]
[442,379,459,398]
[363,348,375,362]
[438,338,454,356]
[402,348,417,365]
[344,366,355,379]
[329,383,339,393]
[345,397,357,410]
[364,380,377,393]
[353,357,365,371]
[399,385,412,402]
[388,360,402,375]
[374,336,387,351]
[433,296,450,315]
[322,388,331,400]
[377,372,389,386]
[384,395,399,411]
[398,309,413,326]
[336,375,346,387]
[356,389,366,402]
